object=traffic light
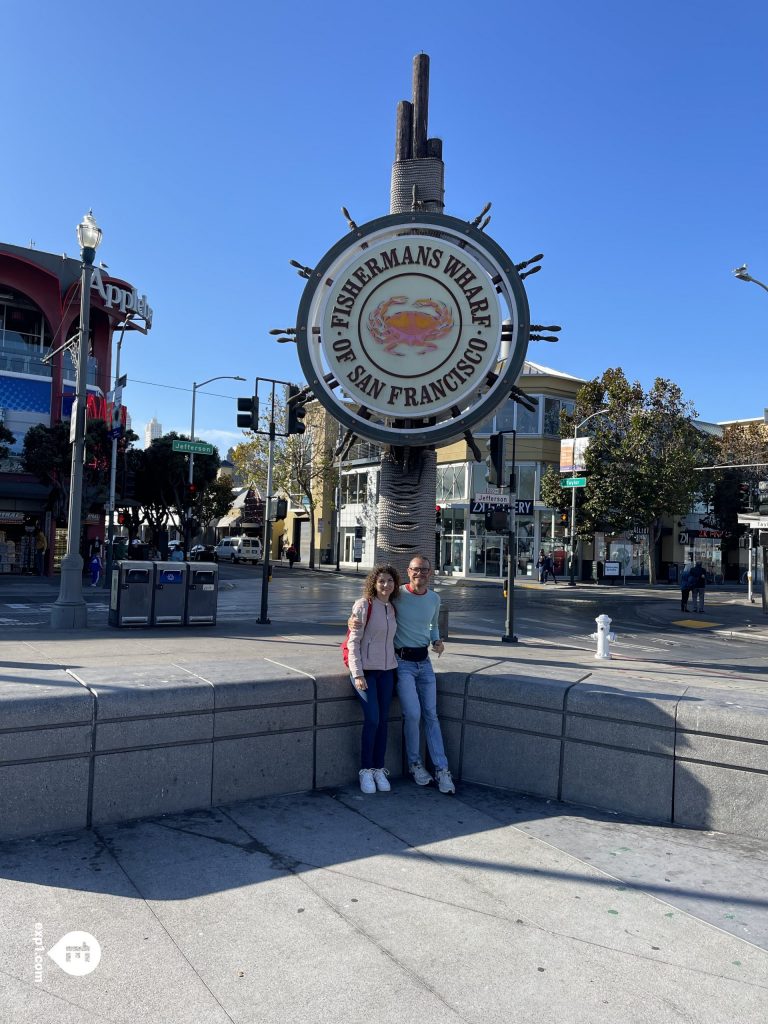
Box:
[487,433,505,487]
[187,482,197,503]
[559,511,569,529]
[738,482,752,511]
[435,506,442,525]
[287,385,307,435]
[237,395,259,430]
[274,498,288,520]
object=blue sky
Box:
[3,1,766,454]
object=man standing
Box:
[393,555,455,794]
[689,560,707,613]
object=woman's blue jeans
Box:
[352,669,395,769]
[395,656,448,770]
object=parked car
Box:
[214,536,262,564]
[190,544,218,562]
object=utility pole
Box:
[502,431,518,643]
[257,382,276,624]
[250,375,297,625]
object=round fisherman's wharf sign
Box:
[323,235,500,418]
[296,212,530,446]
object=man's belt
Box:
[395,645,429,662]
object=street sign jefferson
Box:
[172,440,214,455]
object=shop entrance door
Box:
[484,535,504,577]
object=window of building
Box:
[543,397,575,436]
[494,400,515,432]
[0,290,52,376]
[341,471,368,504]
[516,401,539,435]
[346,440,381,462]
[516,465,536,500]
[436,464,467,502]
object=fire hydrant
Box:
[591,614,616,659]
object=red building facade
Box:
[0,242,151,574]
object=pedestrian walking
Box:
[34,527,47,576]
[689,560,707,612]
[537,549,556,583]
[680,566,691,612]
[286,543,298,568]
[89,550,103,586]
[346,565,400,794]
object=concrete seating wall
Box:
[0,656,765,842]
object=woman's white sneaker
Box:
[372,768,391,792]
[359,769,376,794]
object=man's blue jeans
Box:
[396,656,448,770]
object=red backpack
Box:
[341,600,372,668]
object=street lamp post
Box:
[568,408,609,588]
[51,211,102,629]
[732,264,768,294]
[185,375,245,552]
[732,264,768,607]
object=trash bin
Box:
[108,561,153,627]
[185,563,218,625]
[152,561,188,626]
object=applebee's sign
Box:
[296,212,530,446]
[90,268,153,327]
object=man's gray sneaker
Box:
[436,768,455,794]
[409,761,433,786]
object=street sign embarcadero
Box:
[560,476,587,488]
[172,440,214,455]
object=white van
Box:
[214,536,263,564]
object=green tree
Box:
[133,433,220,546]
[22,419,138,520]
[541,369,710,584]
[197,477,235,538]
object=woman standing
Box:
[347,564,400,793]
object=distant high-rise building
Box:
[144,417,162,448]
[125,411,132,433]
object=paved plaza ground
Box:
[1,569,766,1022]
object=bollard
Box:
[590,613,616,659]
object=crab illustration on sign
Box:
[368,296,453,355]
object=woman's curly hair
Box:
[363,564,401,601]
